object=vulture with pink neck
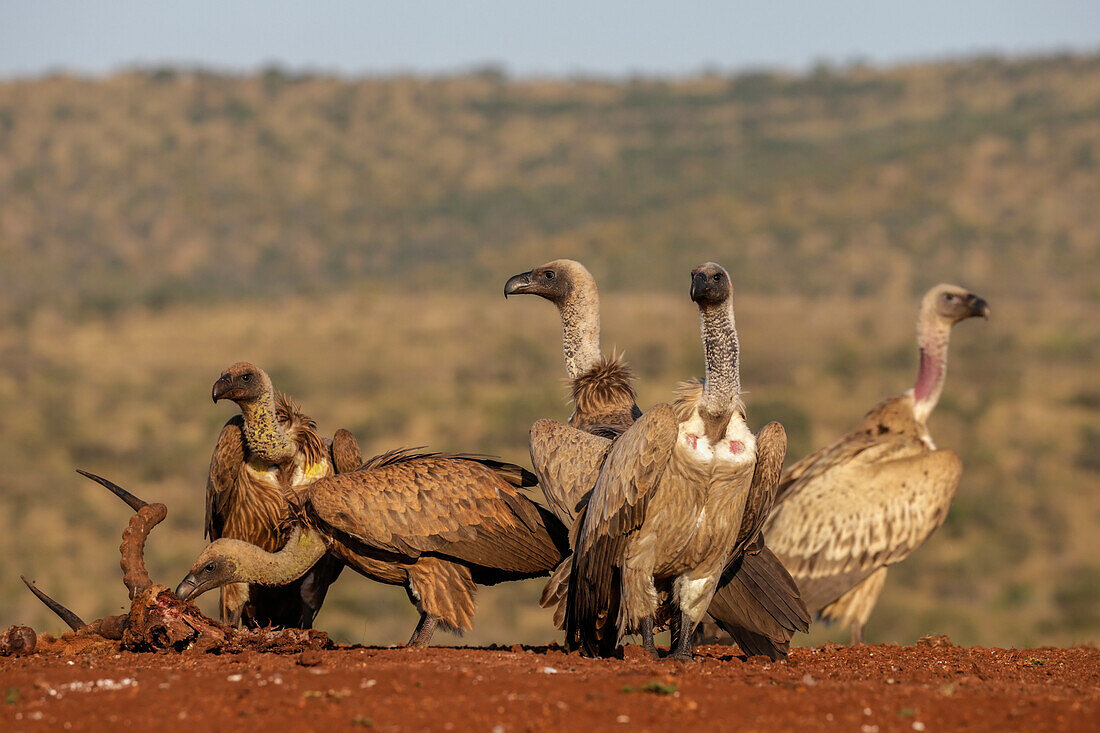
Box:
[763,283,989,644]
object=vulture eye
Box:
[944,293,956,302]
[543,271,555,280]
[241,374,252,382]
[712,273,723,282]
[205,562,216,572]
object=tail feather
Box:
[705,544,810,660]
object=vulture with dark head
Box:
[507,259,807,659]
[206,362,361,629]
[564,263,792,660]
[180,446,568,647]
[763,284,990,643]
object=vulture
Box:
[206,362,362,629]
[506,259,808,659]
[565,262,789,660]
[763,284,990,644]
[178,449,569,647]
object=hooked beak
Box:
[968,294,990,319]
[503,271,534,298]
[174,574,201,601]
[212,376,232,403]
[690,271,708,302]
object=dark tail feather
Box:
[565,557,621,658]
[76,469,148,512]
[20,575,86,631]
[705,544,811,660]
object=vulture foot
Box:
[407,613,439,648]
[639,616,660,660]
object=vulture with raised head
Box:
[179,448,569,647]
[763,284,990,644]
[206,362,359,629]
[507,259,808,659]
[564,263,790,660]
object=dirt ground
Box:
[1,639,1096,732]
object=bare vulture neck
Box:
[238,388,296,464]
[699,300,741,427]
[912,313,952,424]
[219,528,327,586]
[557,284,602,380]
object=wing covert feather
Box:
[206,416,246,541]
[729,421,787,559]
[529,419,612,526]
[304,454,561,573]
[765,447,962,588]
[330,428,364,474]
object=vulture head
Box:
[924,284,990,325]
[504,259,594,305]
[175,540,243,602]
[690,262,732,307]
[212,362,271,405]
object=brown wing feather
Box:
[330,428,363,474]
[205,416,247,541]
[301,454,565,576]
[529,419,613,526]
[566,403,678,656]
[729,421,787,559]
[765,434,962,613]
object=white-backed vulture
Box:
[507,259,808,659]
[178,449,569,647]
[763,284,990,644]
[505,259,640,523]
[206,362,358,629]
[565,263,789,660]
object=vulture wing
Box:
[765,443,962,612]
[302,452,564,576]
[567,403,678,657]
[529,418,613,526]
[330,428,363,474]
[706,537,811,659]
[704,420,810,659]
[728,421,787,559]
[205,416,247,541]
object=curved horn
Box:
[20,575,86,631]
[76,469,148,512]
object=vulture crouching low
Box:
[179,449,569,647]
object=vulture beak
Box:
[690,271,709,302]
[212,375,233,403]
[174,574,200,601]
[967,294,991,319]
[504,271,534,298]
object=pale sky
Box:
[1,1,1098,79]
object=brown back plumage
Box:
[291,451,567,583]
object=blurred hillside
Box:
[0,55,1097,647]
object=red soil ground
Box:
[1,639,1096,732]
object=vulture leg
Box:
[669,609,696,662]
[407,613,439,648]
[850,622,864,645]
[639,616,659,660]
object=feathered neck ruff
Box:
[570,352,638,415]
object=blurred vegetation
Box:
[0,55,1097,648]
